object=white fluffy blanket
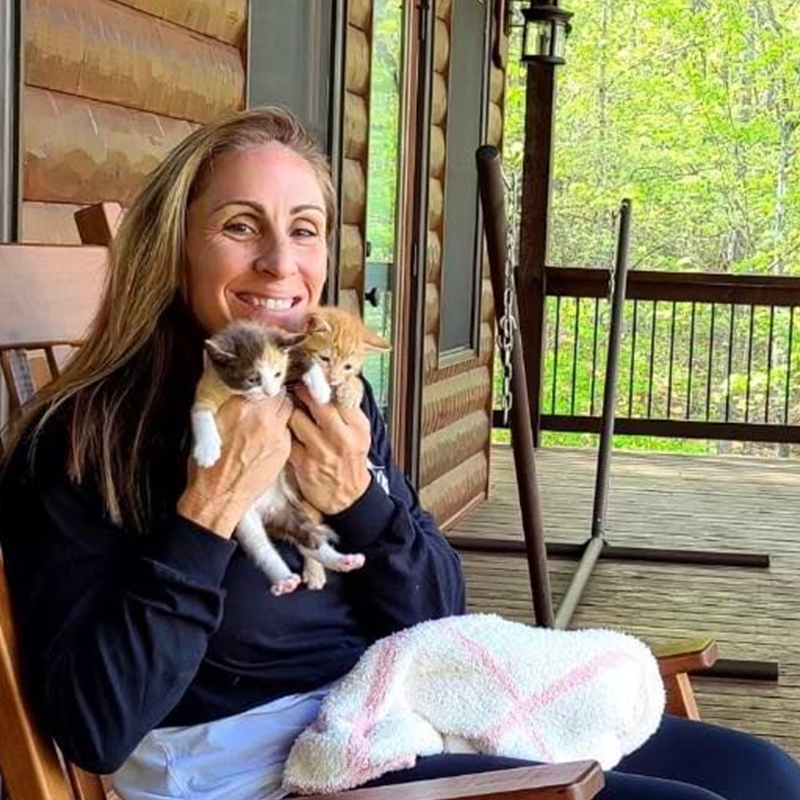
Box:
[283,614,665,794]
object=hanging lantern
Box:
[521,2,573,65]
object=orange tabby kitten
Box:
[291,306,391,411]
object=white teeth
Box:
[241,294,293,311]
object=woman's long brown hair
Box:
[2,107,336,533]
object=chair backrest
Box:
[0,205,119,798]
[0,203,120,459]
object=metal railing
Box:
[496,268,800,444]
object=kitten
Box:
[291,306,391,411]
[190,320,365,596]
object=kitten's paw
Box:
[270,574,302,596]
[334,381,362,409]
[303,364,332,405]
[303,560,327,590]
[330,553,365,572]
[192,434,222,467]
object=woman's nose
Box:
[253,236,298,278]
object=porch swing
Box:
[470,145,724,701]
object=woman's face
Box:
[185,142,328,334]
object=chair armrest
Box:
[653,637,718,676]
[299,762,604,800]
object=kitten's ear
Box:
[204,339,237,364]
[275,331,308,350]
[304,312,332,335]
[363,327,391,352]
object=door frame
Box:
[391,0,434,483]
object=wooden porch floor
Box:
[449,445,800,760]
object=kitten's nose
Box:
[261,375,282,397]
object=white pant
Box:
[113,687,330,800]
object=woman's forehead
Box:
[195,143,325,211]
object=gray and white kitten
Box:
[190,320,365,596]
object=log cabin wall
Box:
[418,0,506,528]
[339,0,372,317]
[20,0,247,244]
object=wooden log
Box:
[424,333,439,377]
[25,0,244,124]
[481,277,494,323]
[344,91,369,161]
[23,87,197,205]
[421,366,492,435]
[436,0,452,22]
[432,72,448,125]
[478,319,494,360]
[425,282,440,335]
[420,410,490,486]
[420,451,487,527]
[428,177,443,232]
[434,18,450,74]
[427,229,442,284]
[491,64,505,104]
[111,0,247,46]
[424,323,493,382]
[429,124,446,180]
[340,224,364,291]
[346,26,370,95]
[21,202,82,244]
[348,0,372,31]
[342,158,366,227]
[339,288,361,318]
[488,101,503,147]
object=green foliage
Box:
[498,0,800,457]
[505,0,800,276]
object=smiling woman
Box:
[185,143,330,334]
[0,107,467,800]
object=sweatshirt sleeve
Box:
[325,380,466,637]
[0,440,237,774]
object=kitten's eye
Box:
[245,375,260,386]
[319,355,331,363]
[344,364,353,371]
[274,371,282,379]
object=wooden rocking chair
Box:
[0,204,713,800]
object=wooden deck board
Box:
[449,445,800,760]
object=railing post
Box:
[518,59,557,447]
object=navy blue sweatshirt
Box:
[0,380,465,774]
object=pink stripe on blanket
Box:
[344,633,406,776]
[443,621,556,760]
[482,650,635,749]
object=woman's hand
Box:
[177,394,293,538]
[288,387,372,515]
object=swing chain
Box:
[499,169,520,426]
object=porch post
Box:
[0,0,22,243]
[517,53,557,447]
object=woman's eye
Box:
[225,221,256,235]
[292,225,318,238]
